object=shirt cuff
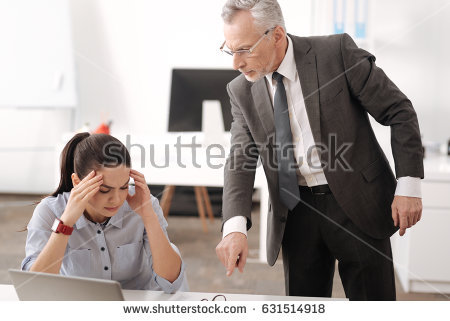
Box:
[222,216,247,239]
[394,176,422,198]
[153,259,186,294]
[21,256,34,271]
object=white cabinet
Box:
[392,156,450,293]
[0,108,73,194]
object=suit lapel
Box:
[291,35,322,145]
[251,79,275,140]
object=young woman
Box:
[21,132,185,293]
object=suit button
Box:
[280,217,287,223]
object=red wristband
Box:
[51,218,74,235]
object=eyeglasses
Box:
[220,27,275,57]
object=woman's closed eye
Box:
[99,186,129,194]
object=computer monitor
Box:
[168,68,240,132]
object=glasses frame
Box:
[220,27,275,57]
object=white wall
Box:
[0,0,77,107]
[2,0,449,193]
[368,0,450,144]
[0,0,312,194]
[70,0,449,141]
[69,0,312,136]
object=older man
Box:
[215,0,423,300]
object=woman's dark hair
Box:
[19,133,131,231]
[51,132,131,197]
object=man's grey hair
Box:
[221,0,286,33]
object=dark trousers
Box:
[281,187,396,300]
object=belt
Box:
[299,184,332,195]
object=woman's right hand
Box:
[60,170,103,226]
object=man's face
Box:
[224,10,276,82]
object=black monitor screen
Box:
[168,69,240,132]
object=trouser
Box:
[281,185,396,300]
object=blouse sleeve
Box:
[21,200,56,271]
[143,195,186,293]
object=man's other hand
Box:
[391,195,422,236]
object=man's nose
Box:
[232,54,245,71]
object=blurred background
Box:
[0,0,449,299]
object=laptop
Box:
[8,269,125,301]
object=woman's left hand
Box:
[127,169,153,217]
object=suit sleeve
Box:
[340,33,424,179]
[222,83,259,231]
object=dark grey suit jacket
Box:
[222,33,424,266]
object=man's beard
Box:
[244,71,266,82]
[243,55,277,83]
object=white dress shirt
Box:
[223,36,421,238]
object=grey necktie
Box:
[272,71,300,210]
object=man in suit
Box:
[215,0,424,300]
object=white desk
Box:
[0,284,345,301]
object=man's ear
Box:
[273,26,285,44]
[71,173,80,187]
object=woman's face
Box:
[74,164,131,223]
